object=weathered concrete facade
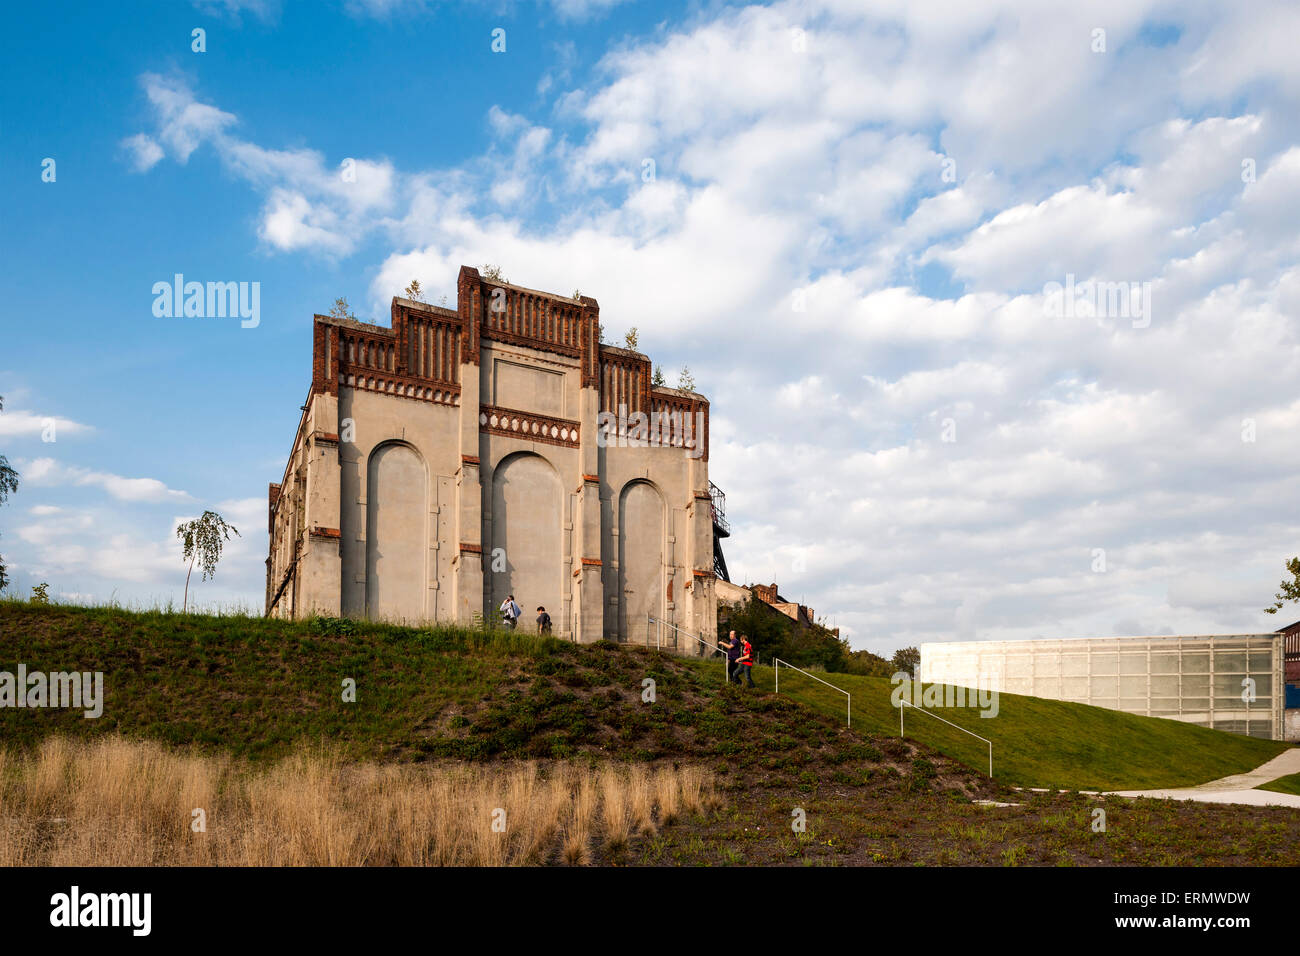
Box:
[266,266,716,648]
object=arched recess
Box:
[618,479,665,643]
[365,441,428,622]
[490,452,564,629]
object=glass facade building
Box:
[920,634,1284,740]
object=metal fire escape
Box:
[709,480,731,582]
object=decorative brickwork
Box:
[479,405,581,447]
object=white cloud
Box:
[120,133,164,173]
[18,458,192,503]
[112,0,1300,650]
[0,407,92,439]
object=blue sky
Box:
[3,0,1300,654]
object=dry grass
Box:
[0,736,715,866]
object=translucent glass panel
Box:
[1213,674,1246,697]
[1090,676,1118,697]
[920,635,1281,740]
[1062,677,1089,699]
[1062,655,1088,676]
[1182,674,1210,695]
[1214,650,1248,672]
[1091,654,1119,674]
[1006,655,1032,677]
[1151,675,1179,697]
[1151,653,1179,674]
[1120,654,1147,675]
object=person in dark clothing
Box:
[720,629,740,682]
[536,606,553,635]
[732,635,755,688]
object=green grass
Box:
[1,600,1286,793]
[1256,772,1300,796]
[0,602,918,777]
[0,600,561,758]
[680,659,1288,792]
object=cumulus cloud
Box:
[120,133,164,173]
[122,73,395,256]
[18,458,192,503]
[0,407,92,439]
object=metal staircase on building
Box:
[709,480,730,582]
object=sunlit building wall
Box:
[920,634,1284,740]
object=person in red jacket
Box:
[732,635,755,688]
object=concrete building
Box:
[266,266,719,647]
[921,633,1286,740]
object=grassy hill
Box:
[0,602,970,783]
[3,600,1300,867]
[679,660,1290,791]
[1,600,1286,790]
[1257,772,1300,796]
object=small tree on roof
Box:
[177,510,240,613]
[404,279,425,302]
[329,297,356,320]
[0,396,17,592]
[1265,557,1300,615]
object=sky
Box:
[1,0,1299,655]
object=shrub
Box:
[309,615,356,637]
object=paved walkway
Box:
[1108,747,1300,808]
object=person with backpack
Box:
[536,605,553,635]
[732,635,755,688]
[720,629,740,682]
[500,594,521,630]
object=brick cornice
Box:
[480,404,580,448]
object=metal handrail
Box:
[647,615,729,683]
[773,658,851,726]
[899,698,993,777]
